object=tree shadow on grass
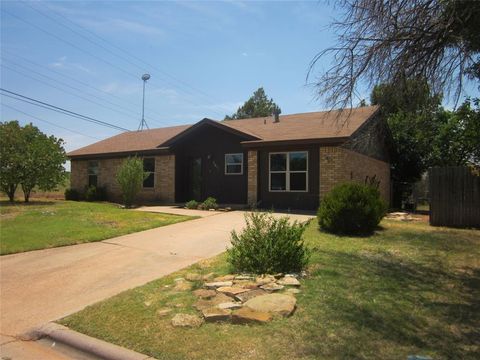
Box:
[0,200,56,207]
[305,249,480,359]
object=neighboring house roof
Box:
[68,106,379,157]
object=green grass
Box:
[60,219,480,360]
[0,200,195,255]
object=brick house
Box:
[68,106,391,210]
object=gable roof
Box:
[68,106,379,157]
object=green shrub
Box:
[83,185,108,202]
[227,212,310,274]
[199,196,218,210]
[185,200,199,209]
[64,188,80,201]
[317,182,386,235]
[116,157,148,208]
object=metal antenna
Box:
[138,73,151,131]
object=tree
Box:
[116,157,148,208]
[309,0,480,109]
[225,87,281,120]
[19,124,67,202]
[0,121,66,202]
[0,121,24,202]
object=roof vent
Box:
[272,106,281,123]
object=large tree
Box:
[0,121,66,202]
[225,87,281,120]
[309,0,480,109]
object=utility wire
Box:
[2,49,171,123]
[2,64,142,123]
[1,102,102,141]
[16,1,226,117]
[0,88,130,132]
[29,1,225,108]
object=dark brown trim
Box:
[241,137,348,149]
[162,118,259,147]
[68,147,171,160]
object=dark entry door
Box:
[187,157,202,201]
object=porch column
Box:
[247,150,258,206]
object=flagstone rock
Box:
[244,293,296,317]
[202,272,216,280]
[233,280,259,289]
[235,275,255,281]
[217,302,242,310]
[216,286,250,298]
[174,281,192,291]
[213,275,236,282]
[171,313,204,328]
[193,293,232,311]
[260,283,284,292]
[202,307,231,322]
[255,275,276,285]
[192,289,216,299]
[277,276,301,287]
[235,289,267,302]
[204,281,233,289]
[231,307,272,324]
[185,273,202,281]
[285,288,301,295]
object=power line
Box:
[1,102,102,141]
[1,63,141,123]
[0,88,130,132]
[2,49,170,124]
[17,1,227,117]
[30,1,225,107]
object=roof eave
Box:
[68,147,171,160]
[240,137,349,148]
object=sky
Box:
[1,0,478,160]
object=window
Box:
[87,161,98,187]
[269,151,308,192]
[225,153,243,175]
[143,158,155,188]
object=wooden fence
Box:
[429,166,480,228]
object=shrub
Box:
[317,182,386,235]
[116,157,148,208]
[64,188,80,201]
[199,196,219,210]
[84,185,97,202]
[227,212,310,274]
[185,200,199,209]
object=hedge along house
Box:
[67,106,391,210]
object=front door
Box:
[187,156,202,201]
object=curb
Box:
[26,322,156,360]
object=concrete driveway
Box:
[0,210,312,358]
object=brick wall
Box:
[70,155,176,204]
[319,146,390,205]
[247,150,258,206]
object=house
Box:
[67,106,391,210]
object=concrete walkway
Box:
[0,210,312,359]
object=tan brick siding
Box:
[319,146,390,205]
[70,155,175,204]
[247,150,258,206]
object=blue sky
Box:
[1,0,478,157]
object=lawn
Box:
[60,218,480,360]
[0,200,195,255]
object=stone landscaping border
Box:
[170,273,303,327]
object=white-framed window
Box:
[269,151,308,192]
[143,158,155,188]
[87,161,99,187]
[225,153,243,175]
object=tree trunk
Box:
[21,184,32,203]
[6,183,17,202]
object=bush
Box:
[185,200,199,209]
[227,212,310,274]
[199,196,218,210]
[83,185,108,202]
[317,182,386,235]
[64,188,80,201]
[116,157,148,208]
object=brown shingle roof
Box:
[68,106,379,157]
[222,106,379,143]
[67,124,191,157]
